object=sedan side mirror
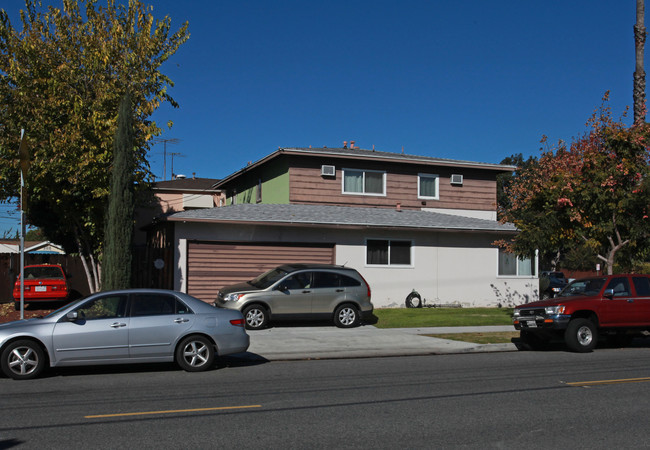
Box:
[66,311,79,321]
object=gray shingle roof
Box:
[167,204,516,233]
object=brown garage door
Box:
[187,241,335,302]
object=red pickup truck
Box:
[513,274,650,352]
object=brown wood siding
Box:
[287,156,498,211]
[187,241,335,302]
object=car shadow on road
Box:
[511,334,650,352]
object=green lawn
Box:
[424,332,520,344]
[373,307,514,328]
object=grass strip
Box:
[424,331,519,344]
[373,307,514,328]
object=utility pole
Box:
[152,137,180,180]
[18,129,29,320]
[634,0,646,124]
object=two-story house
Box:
[156,146,537,308]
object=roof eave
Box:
[167,216,516,234]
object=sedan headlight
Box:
[544,305,566,315]
[224,293,245,302]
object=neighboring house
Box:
[148,146,538,308]
[0,240,65,254]
[152,175,224,213]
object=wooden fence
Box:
[0,246,174,303]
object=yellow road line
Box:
[566,377,650,387]
[85,404,262,419]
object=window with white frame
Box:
[367,239,412,266]
[498,248,535,276]
[418,174,439,199]
[343,169,385,195]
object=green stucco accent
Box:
[229,158,289,205]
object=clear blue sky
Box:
[0,0,643,235]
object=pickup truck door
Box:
[600,277,638,327]
[631,276,650,325]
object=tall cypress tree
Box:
[102,93,135,290]
[634,0,646,124]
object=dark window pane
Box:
[282,273,311,290]
[340,275,361,287]
[367,240,389,265]
[131,294,176,316]
[633,277,650,296]
[606,277,630,297]
[365,172,384,194]
[344,170,363,193]
[419,176,437,197]
[498,250,517,276]
[390,241,411,265]
[313,272,340,288]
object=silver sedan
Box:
[0,289,250,380]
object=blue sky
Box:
[0,0,643,235]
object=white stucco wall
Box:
[173,222,537,308]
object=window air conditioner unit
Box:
[450,174,463,185]
[321,165,336,176]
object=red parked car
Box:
[13,264,70,310]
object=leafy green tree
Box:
[24,227,44,241]
[500,95,650,275]
[102,93,134,291]
[497,153,538,220]
[0,0,189,292]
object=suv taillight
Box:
[359,274,371,299]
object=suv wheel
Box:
[334,304,360,328]
[243,304,269,330]
[564,318,597,352]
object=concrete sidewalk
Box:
[240,325,519,361]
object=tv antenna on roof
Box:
[152,137,180,180]
[169,152,185,179]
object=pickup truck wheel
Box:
[564,318,597,352]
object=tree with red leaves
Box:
[500,95,650,275]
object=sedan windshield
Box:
[249,268,290,289]
[558,277,607,297]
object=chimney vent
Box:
[350,140,356,149]
[396,202,401,212]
